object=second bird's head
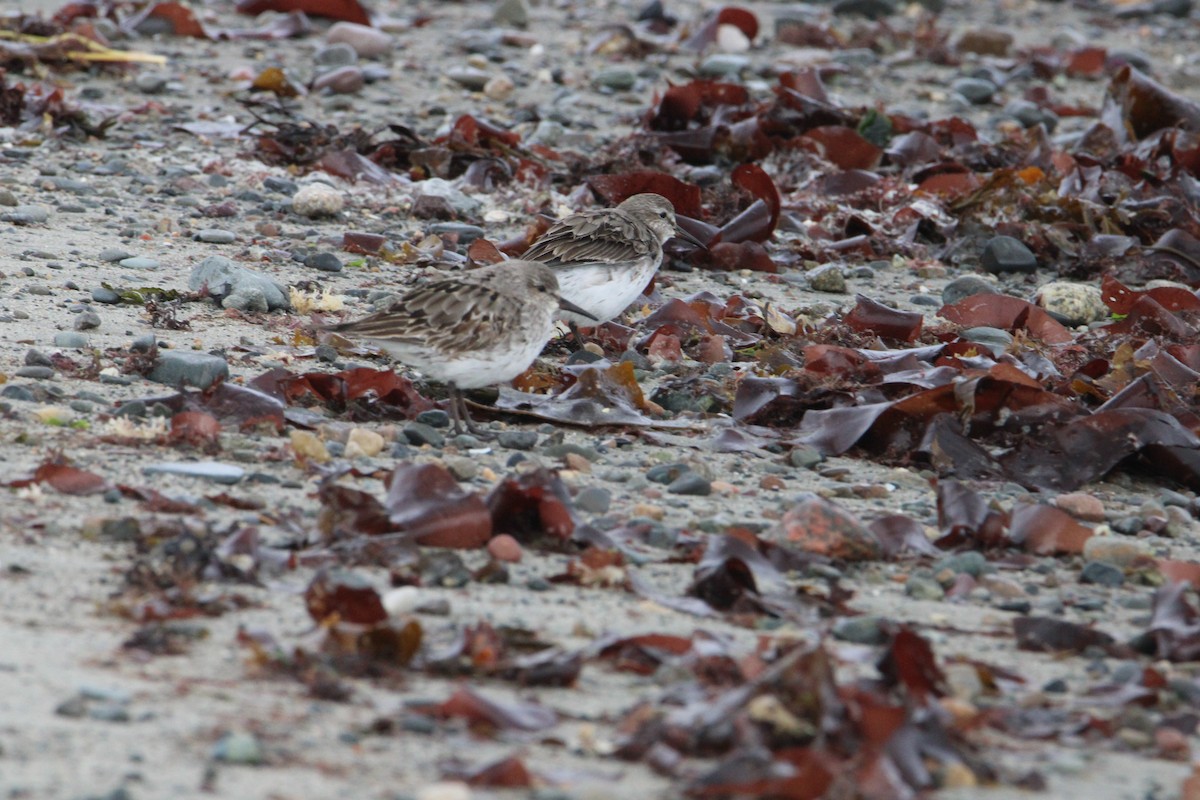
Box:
[618,193,706,249]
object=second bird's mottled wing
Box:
[523,209,655,267]
[330,278,508,352]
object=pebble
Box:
[404,422,445,448]
[15,366,54,379]
[980,235,1037,274]
[832,0,896,18]
[147,351,229,390]
[497,430,537,450]
[594,67,637,91]
[118,256,160,270]
[2,205,49,224]
[1054,492,1105,521]
[53,332,89,349]
[92,287,121,304]
[699,54,751,79]
[952,77,996,105]
[305,252,343,272]
[807,263,847,293]
[667,472,712,496]
[788,446,823,469]
[292,183,345,218]
[1081,536,1148,567]
[935,551,990,578]
[345,428,385,458]
[1079,560,1124,587]
[24,349,51,367]
[189,256,290,311]
[905,575,945,600]
[492,0,529,28]
[448,67,492,91]
[488,534,522,563]
[443,455,478,481]
[144,461,245,484]
[415,179,481,219]
[416,782,472,800]
[326,21,395,58]
[98,247,132,262]
[574,486,611,514]
[314,42,358,68]
[1003,99,1058,131]
[484,74,515,101]
[383,586,422,616]
[959,326,1013,357]
[955,28,1013,56]
[135,73,168,94]
[313,65,365,94]
[290,430,331,462]
[1035,281,1108,326]
[195,228,237,244]
[416,409,450,428]
[941,275,997,306]
[74,311,101,331]
[429,222,485,243]
[832,615,887,644]
[212,731,265,765]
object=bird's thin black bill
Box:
[559,297,599,321]
[671,225,708,249]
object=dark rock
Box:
[980,236,1038,274]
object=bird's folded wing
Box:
[331,280,500,349]
[523,212,654,266]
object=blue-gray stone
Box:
[667,472,712,496]
[1080,560,1124,587]
[188,256,289,311]
[98,248,132,262]
[497,430,538,450]
[15,366,54,379]
[118,256,160,270]
[2,205,49,224]
[942,274,998,306]
[952,77,997,105]
[212,731,264,764]
[195,229,237,244]
[144,461,245,485]
[403,422,445,448]
[92,287,121,304]
[305,252,343,272]
[147,351,229,389]
[53,332,89,349]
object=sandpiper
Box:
[326,260,595,437]
[521,193,706,334]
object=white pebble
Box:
[382,586,422,617]
[292,183,345,218]
[415,782,472,800]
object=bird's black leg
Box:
[449,383,494,440]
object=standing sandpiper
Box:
[521,193,706,335]
[326,260,595,437]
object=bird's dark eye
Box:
[658,210,668,218]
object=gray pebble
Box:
[416,409,450,428]
[263,176,298,194]
[212,731,264,765]
[74,311,101,331]
[315,42,358,69]
[1,385,36,402]
[92,287,121,304]
[98,247,132,262]
[53,332,89,349]
[24,349,51,367]
[492,0,529,27]
[960,326,1013,356]
[1080,561,1124,587]
[135,73,168,94]
[144,461,245,484]
[905,575,946,600]
[429,222,486,243]
[403,422,445,448]
[118,256,160,270]
[147,351,229,390]
[15,366,54,379]
[980,236,1037,274]
[2,205,49,224]
[952,77,997,105]
[594,67,637,91]
[832,0,896,17]
[942,274,997,306]
[305,252,343,272]
[832,615,887,644]
[574,486,611,515]
[189,256,290,311]
[936,551,991,577]
[497,430,538,450]
[788,445,823,469]
[668,472,712,496]
[195,229,237,244]
[448,67,492,91]
[223,286,270,312]
[698,54,750,79]
[808,263,847,293]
